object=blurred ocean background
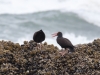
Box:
[0,0,100,48]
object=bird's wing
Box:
[33,31,38,39]
[64,38,74,47]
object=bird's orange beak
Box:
[52,32,58,37]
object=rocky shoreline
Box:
[0,39,100,75]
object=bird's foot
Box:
[36,44,42,50]
[59,50,67,56]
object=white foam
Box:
[63,33,93,45]
[0,0,63,14]
[63,0,100,27]
[16,34,32,45]
[1,0,100,27]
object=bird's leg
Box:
[61,48,64,51]
[59,49,68,56]
[36,43,42,50]
[59,50,66,56]
[39,43,42,50]
[59,48,64,54]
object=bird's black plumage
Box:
[54,32,75,52]
[33,30,45,43]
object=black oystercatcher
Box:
[33,29,45,49]
[52,32,75,55]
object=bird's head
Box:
[52,32,62,37]
[40,29,43,32]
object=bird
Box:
[33,29,45,49]
[52,32,75,55]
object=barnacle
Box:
[0,39,100,74]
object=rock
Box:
[0,39,100,75]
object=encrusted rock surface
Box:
[0,39,100,75]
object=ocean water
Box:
[0,0,100,48]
